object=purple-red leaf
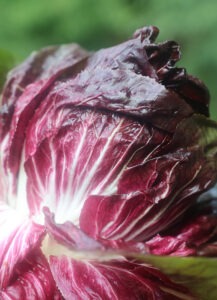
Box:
[0,202,44,289]
[0,249,63,300]
[49,256,195,300]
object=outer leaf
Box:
[48,255,195,300]
[0,44,88,140]
[138,255,217,300]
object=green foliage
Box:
[0,0,217,119]
[139,255,217,300]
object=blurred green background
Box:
[0,0,217,119]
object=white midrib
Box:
[56,119,124,224]
[95,126,145,196]
[56,125,88,222]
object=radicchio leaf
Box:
[0,202,44,289]
[0,44,88,139]
[0,249,63,300]
[79,116,217,242]
[48,256,196,300]
[145,213,217,256]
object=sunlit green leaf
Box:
[136,255,217,300]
